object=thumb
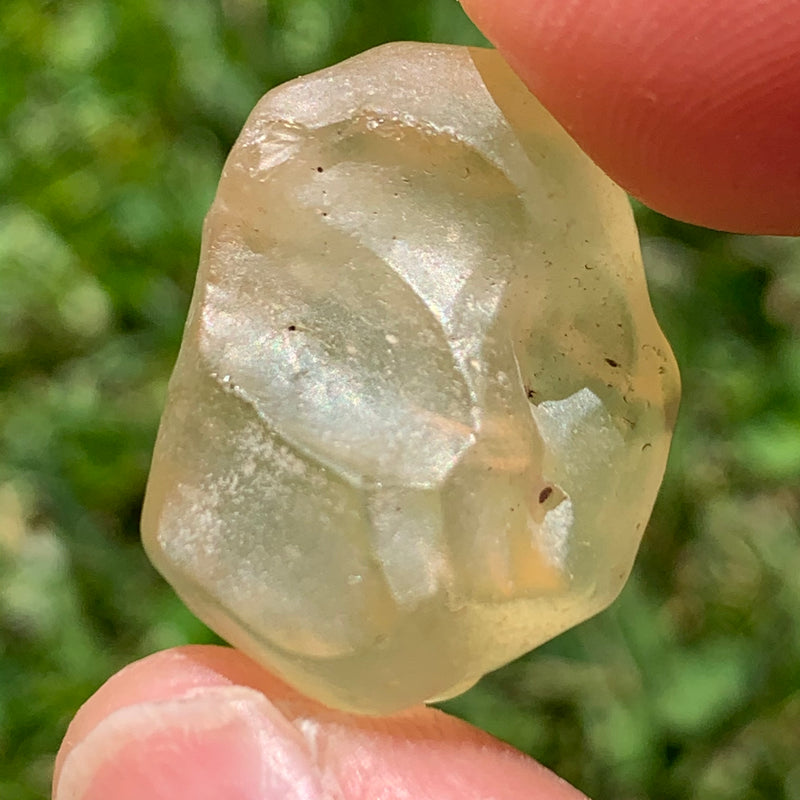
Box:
[461,0,800,235]
[53,646,588,800]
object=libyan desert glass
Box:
[141,43,679,715]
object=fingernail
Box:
[54,685,325,800]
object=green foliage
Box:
[1,2,798,798]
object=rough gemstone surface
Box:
[141,43,680,715]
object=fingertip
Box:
[462,0,800,234]
[52,645,297,793]
[55,684,325,800]
[54,646,589,800]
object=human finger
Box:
[53,645,588,800]
[461,0,800,234]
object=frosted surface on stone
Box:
[141,43,680,714]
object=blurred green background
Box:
[1,1,799,798]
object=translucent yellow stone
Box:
[141,43,679,714]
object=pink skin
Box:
[461,0,800,235]
[53,3,800,798]
[53,646,586,800]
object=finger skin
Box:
[53,645,588,800]
[461,0,800,235]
